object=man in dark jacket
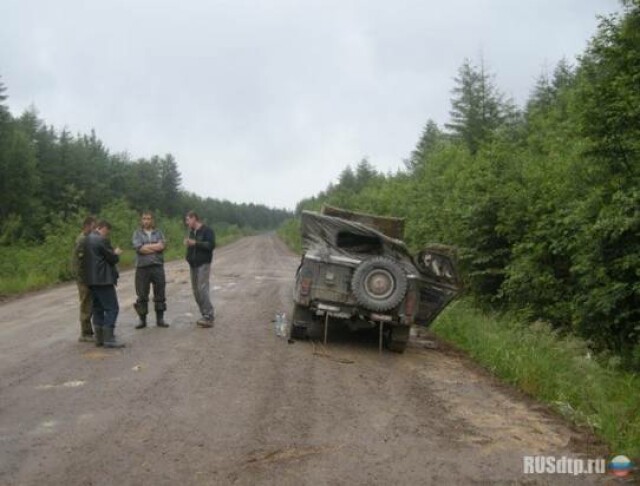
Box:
[84,220,125,348]
[184,211,216,327]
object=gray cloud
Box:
[0,0,619,209]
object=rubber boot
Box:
[156,311,169,328]
[103,327,125,348]
[94,326,104,347]
[135,314,147,329]
[79,320,94,342]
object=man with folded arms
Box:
[132,211,169,329]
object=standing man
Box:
[132,211,169,329]
[84,220,125,348]
[184,211,216,328]
[72,215,96,342]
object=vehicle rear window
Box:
[336,231,383,253]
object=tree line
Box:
[295,1,640,368]
[0,77,292,295]
[0,93,291,244]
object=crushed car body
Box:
[291,206,463,352]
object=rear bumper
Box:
[293,298,412,327]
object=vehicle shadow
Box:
[300,317,397,356]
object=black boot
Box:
[94,326,104,347]
[135,314,147,329]
[156,311,169,328]
[103,327,126,348]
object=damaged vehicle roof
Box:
[301,210,409,259]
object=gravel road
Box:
[0,233,607,485]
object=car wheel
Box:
[385,325,409,353]
[351,257,408,312]
[290,303,313,339]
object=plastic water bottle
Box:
[274,313,285,337]
[274,313,281,336]
[281,312,288,338]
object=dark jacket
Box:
[186,225,215,267]
[84,231,120,286]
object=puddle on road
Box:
[36,380,86,390]
[244,444,345,466]
[77,413,94,424]
[254,275,293,282]
[219,273,241,279]
[30,420,58,435]
[83,350,110,360]
[213,282,237,292]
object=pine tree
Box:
[159,153,182,216]
[0,76,10,126]
[445,59,505,154]
[407,119,445,171]
[576,2,640,172]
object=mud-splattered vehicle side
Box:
[291,207,463,352]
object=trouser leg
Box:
[104,286,119,328]
[151,265,168,326]
[90,287,105,347]
[134,267,151,317]
[91,285,124,348]
[152,265,167,312]
[92,286,119,329]
[90,286,105,329]
[96,286,124,348]
[196,264,214,320]
[78,282,93,336]
[190,266,203,313]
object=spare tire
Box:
[351,257,408,312]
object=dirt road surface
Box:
[0,234,608,485]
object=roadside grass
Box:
[277,218,302,254]
[432,299,640,459]
[0,243,74,295]
[0,223,251,297]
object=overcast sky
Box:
[0,0,620,209]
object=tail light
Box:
[300,277,312,296]
[404,290,416,318]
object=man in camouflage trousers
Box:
[73,216,96,342]
[132,211,169,329]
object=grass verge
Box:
[277,218,302,254]
[0,225,252,297]
[432,299,640,459]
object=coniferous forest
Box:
[0,83,291,294]
[288,1,640,369]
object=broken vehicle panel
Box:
[291,207,463,352]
